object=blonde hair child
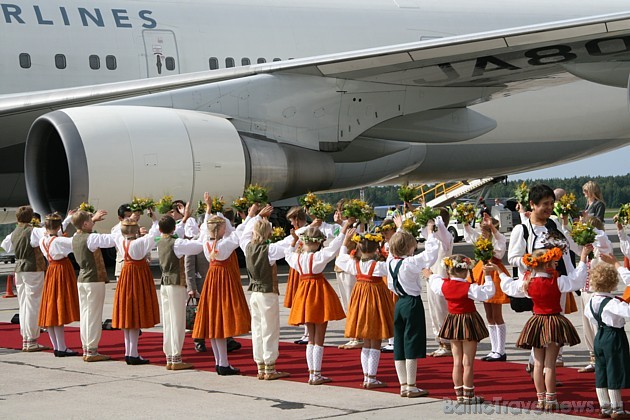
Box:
[584,255,630,418]
[285,219,351,385]
[428,254,496,404]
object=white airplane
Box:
[2,0,630,226]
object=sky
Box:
[512,145,630,180]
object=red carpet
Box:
[1,322,627,417]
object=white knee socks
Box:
[212,338,228,367]
[366,349,380,382]
[488,324,497,354]
[54,326,66,351]
[361,348,369,378]
[47,327,58,350]
[496,324,506,355]
[127,329,139,357]
[609,389,623,412]
[405,359,417,386]
[395,360,407,387]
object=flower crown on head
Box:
[522,247,563,268]
[442,256,474,271]
[351,232,383,244]
[299,233,326,244]
[45,213,62,221]
[375,221,396,233]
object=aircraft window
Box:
[165,56,175,71]
[257,58,266,64]
[273,58,281,62]
[226,57,235,68]
[106,55,117,70]
[89,55,100,70]
[209,57,219,70]
[19,53,31,69]
[241,58,250,66]
[55,54,67,69]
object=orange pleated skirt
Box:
[344,279,394,340]
[283,268,300,308]
[564,292,578,314]
[112,260,160,329]
[623,286,630,303]
[193,259,251,339]
[288,273,345,325]
[38,258,80,327]
[227,251,241,279]
[470,259,510,305]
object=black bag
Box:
[510,296,534,312]
[186,297,198,330]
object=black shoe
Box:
[293,339,308,345]
[486,353,507,362]
[126,356,150,365]
[227,338,242,353]
[125,356,130,364]
[194,341,207,353]
[54,349,80,357]
[216,365,240,376]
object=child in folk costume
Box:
[500,244,591,410]
[377,219,398,353]
[2,206,70,352]
[112,210,161,365]
[386,229,440,398]
[335,228,394,389]
[240,204,292,380]
[585,258,630,419]
[157,214,205,370]
[285,222,350,385]
[425,211,455,357]
[38,213,81,357]
[71,210,116,362]
[615,217,630,302]
[429,255,495,404]
[193,193,250,376]
[285,206,309,344]
[463,213,510,361]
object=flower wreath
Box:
[442,256,474,271]
[299,234,326,244]
[351,232,384,244]
[375,221,396,233]
[522,247,563,268]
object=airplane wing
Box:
[2,11,630,118]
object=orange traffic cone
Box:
[3,274,16,298]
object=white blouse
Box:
[285,233,344,275]
[429,274,495,302]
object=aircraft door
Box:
[142,30,181,77]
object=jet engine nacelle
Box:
[25,106,334,226]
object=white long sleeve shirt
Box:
[462,224,507,260]
[335,248,388,277]
[2,215,72,253]
[83,232,117,252]
[285,233,344,275]
[429,274,496,302]
[585,293,630,328]
[172,238,205,259]
[385,236,440,297]
[113,220,160,260]
[239,215,292,264]
[499,261,588,298]
[421,216,452,277]
[39,235,74,261]
[618,226,630,259]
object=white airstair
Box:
[416,176,506,208]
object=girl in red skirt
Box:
[500,244,591,410]
[193,193,250,376]
[285,206,309,344]
[38,213,80,357]
[112,210,160,365]
[285,221,351,385]
[335,230,394,389]
[429,255,496,404]
[463,214,510,361]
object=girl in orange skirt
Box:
[377,219,397,353]
[38,213,80,357]
[463,214,510,361]
[193,192,250,376]
[285,221,350,385]
[112,210,161,365]
[335,230,394,389]
[285,206,309,344]
[429,255,496,404]
[500,245,591,410]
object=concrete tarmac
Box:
[0,226,627,419]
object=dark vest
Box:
[158,236,186,286]
[12,225,45,273]
[72,231,108,283]
[245,242,278,294]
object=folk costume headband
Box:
[351,232,383,244]
[522,247,563,268]
[442,255,474,271]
